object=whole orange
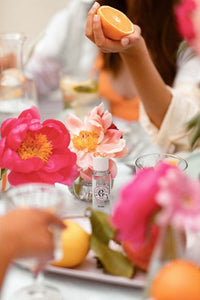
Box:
[97,5,134,40]
[150,260,200,300]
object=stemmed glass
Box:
[6,183,66,300]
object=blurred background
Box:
[0,0,70,56]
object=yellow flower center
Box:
[17,131,53,162]
[72,130,99,152]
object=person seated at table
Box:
[85,1,200,152]
[25,0,138,122]
[0,208,65,288]
[26,0,98,97]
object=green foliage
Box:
[0,168,7,180]
[186,112,200,148]
[89,209,134,278]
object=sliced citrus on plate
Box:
[97,5,134,40]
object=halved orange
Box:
[97,5,134,40]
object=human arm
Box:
[85,2,172,128]
[0,208,65,287]
[140,46,200,152]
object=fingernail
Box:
[93,14,100,22]
[121,38,129,46]
[92,2,99,11]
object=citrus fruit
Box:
[53,220,90,268]
[97,5,134,40]
[150,260,200,300]
[122,226,159,271]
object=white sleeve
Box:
[140,46,200,153]
[32,3,75,58]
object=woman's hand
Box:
[85,2,142,55]
[0,208,65,261]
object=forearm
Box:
[120,37,172,128]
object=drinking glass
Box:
[135,153,188,171]
[0,68,38,125]
[59,75,100,118]
[6,183,66,300]
[0,32,25,72]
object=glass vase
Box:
[71,176,114,202]
[72,176,93,202]
[143,224,186,299]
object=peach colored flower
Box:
[65,103,127,181]
[0,106,78,186]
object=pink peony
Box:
[175,0,196,41]
[156,167,200,231]
[0,106,78,186]
[65,103,127,182]
[111,163,175,248]
[175,0,200,55]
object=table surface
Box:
[0,93,162,300]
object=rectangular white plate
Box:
[16,217,146,288]
[45,250,146,288]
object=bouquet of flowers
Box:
[0,106,78,186]
[65,102,127,182]
[91,161,200,278]
[111,161,200,271]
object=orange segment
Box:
[97,5,134,40]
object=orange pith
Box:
[97,5,134,40]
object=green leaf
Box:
[73,177,83,196]
[186,112,200,130]
[91,235,134,278]
[0,168,7,180]
[185,112,200,148]
[90,210,116,245]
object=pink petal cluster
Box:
[65,103,127,182]
[156,167,200,231]
[0,106,78,186]
[175,0,196,41]
[111,162,175,248]
[175,0,200,55]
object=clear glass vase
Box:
[71,176,113,202]
[143,224,186,299]
[72,176,93,202]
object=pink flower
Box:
[156,167,200,231]
[65,103,127,182]
[0,106,78,186]
[175,0,196,41]
[175,0,200,55]
[111,163,175,247]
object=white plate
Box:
[47,217,146,288]
[46,251,146,288]
[16,217,146,288]
[185,151,200,179]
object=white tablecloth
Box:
[0,94,162,300]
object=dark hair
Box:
[97,0,182,86]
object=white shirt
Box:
[26,0,98,95]
[140,44,200,153]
